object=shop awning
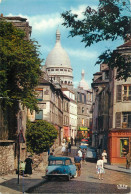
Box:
[78,127,89,131]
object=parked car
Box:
[85,147,98,162]
[46,156,77,180]
[81,141,89,146]
[79,145,88,150]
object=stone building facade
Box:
[108,40,131,164]
[91,64,109,149]
[91,40,131,164]
[75,70,92,139]
[28,78,63,146]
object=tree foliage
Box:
[61,0,131,80]
[0,20,42,111]
[26,120,58,154]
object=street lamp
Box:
[0,97,23,184]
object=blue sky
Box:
[0,0,123,88]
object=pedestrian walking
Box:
[102,150,107,166]
[126,152,131,169]
[96,156,105,180]
[71,137,73,146]
[74,153,81,176]
[67,141,71,156]
[82,148,86,163]
[24,155,33,176]
[61,139,66,156]
[78,148,82,158]
[74,137,77,146]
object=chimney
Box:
[1,13,3,17]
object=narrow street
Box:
[29,154,131,193]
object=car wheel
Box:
[67,175,71,181]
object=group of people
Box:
[61,139,72,156]
[73,149,108,179]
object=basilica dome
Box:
[43,29,73,90]
[45,29,71,68]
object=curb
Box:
[24,177,47,193]
[104,166,131,174]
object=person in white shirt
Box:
[96,156,105,180]
[61,140,66,156]
[78,149,82,158]
[102,150,107,165]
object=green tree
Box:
[26,120,58,154]
[61,0,131,80]
[0,20,42,111]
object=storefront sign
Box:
[78,127,89,131]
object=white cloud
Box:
[71,4,97,19]
[66,48,98,60]
[7,13,62,33]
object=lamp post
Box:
[0,97,23,184]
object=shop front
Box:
[63,126,70,142]
[77,127,89,139]
[108,129,131,164]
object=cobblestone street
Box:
[30,161,131,193]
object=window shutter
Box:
[116,85,122,102]
[115,112,121,128]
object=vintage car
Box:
[46,156,77,180]
[85,147,98,162]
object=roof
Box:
[48,156,71,161]
[118,40,131,48]
[2,16,27,22]
[93,72,102,75]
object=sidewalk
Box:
[105,164,131,174]
[0,171,46,194]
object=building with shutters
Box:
[92,40,131,164]
[91,64,109,149]
[108,40,131,164]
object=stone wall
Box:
[32,152,48,176]
[0,141,15,175]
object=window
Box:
[82,107,84,113]
[120,138,129,157]
[60,69,63,71]
[48,69,50,71]
[35,110,43,120]
[123,85,131,101]
[122,112,131,128]
[36,89,43,101]
[65,81,67,84]
[51,69,54,71]
[56,69,59,71]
